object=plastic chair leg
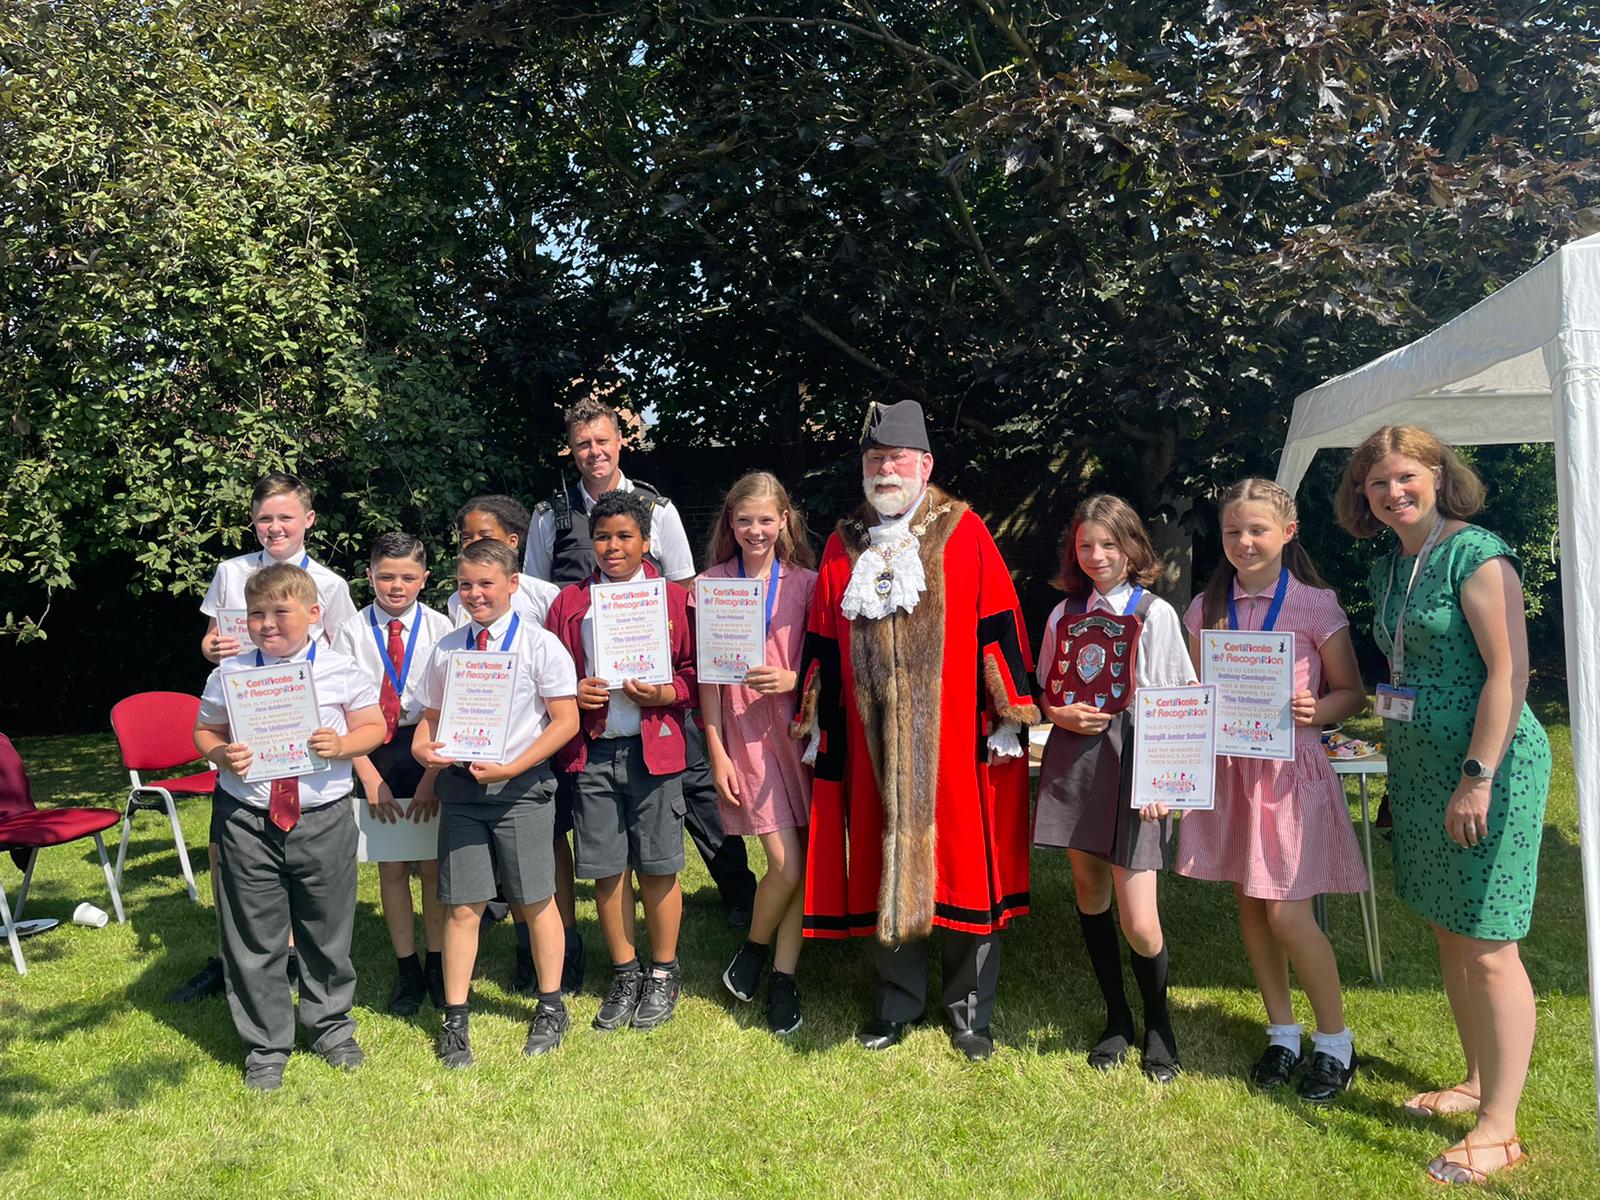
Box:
[113,794,136,890]
[162,793,198,904]
[93,833,125,924]
[0,873,23,975]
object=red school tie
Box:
[476,627,490,651]
[269,776,301,832]
[379,618,404,744]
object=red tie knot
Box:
[476,628,490,651]
[389,618,404,635]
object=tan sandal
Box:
[1404,1084,1481,1117]
[1426,1134,1528,1185]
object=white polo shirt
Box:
[330,601,455,730]
[446,572,561,629]
[416,608,579,761]
[200,549,359,641]
[522,471,696,583]
[199,642,379,811]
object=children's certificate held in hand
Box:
[216,608,251,644]
[222,664,327,783]
[591,578,672,688]
[1200,630,1296,762]
[694,578,765,685]
[1131,685,1216,810]
[437,651,517,762]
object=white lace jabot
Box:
[841,492,930,620]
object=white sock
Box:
[1311,1026,1354,1069]
[1266,1022,1303,1053]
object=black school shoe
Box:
[593,963,644,1031]
[631,964,682,1031]
[766,972,802,1036]
[1141,1026,1182,1084]
[166,957,225,1003]
[523,1002,570,1057]
[1087,1025,1136,1072]
[437,1014,473,1069]
[1298,1050,1358,1104]
[1250,1044,1304,1090]
[243,1060,285,1092]
[722,939,766,1004]
[318,1038,366,1072]
[388,968,427,1017]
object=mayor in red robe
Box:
[791,400,1038,1060]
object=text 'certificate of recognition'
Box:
[222,664,327,783]
[591,578,672,688]
[1131,685,1216,811]
[437,651,516,762]
[1200,630,1296,762]
[695,578,765,685]
[216,608,252,644]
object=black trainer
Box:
[243,1060,284,1092]
[437,1014,473,1069]
[561,930,586,996]
[1298,1049,1357,1104]
[1250,1044,1303,1090]
[766,972,802,1036]
[593,963,644,1031]
[425,956,445,1009]
[388,969,427,1017]
[318,1038,365,1071]
[631,964,682,1031]
[722,940,766,1004]
[523,1002,570,1057]
[166,957,225,1003]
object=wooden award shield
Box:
[1043,611,1142,714]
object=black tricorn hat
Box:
[859,399,931,453]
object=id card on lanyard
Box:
[1374,519,1446,723]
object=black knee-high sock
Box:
[1077,908,1133,1034]
[1129,944,1171,1034]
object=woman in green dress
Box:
[1336,425,1550,1186]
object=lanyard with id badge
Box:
[1374,518,1446,722]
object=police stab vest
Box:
[540,476,670,586]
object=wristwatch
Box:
[1462,758,1496,782]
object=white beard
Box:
[863,470,923,516]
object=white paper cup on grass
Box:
[72,902,109,929]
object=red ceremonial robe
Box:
[792,487,1039,945]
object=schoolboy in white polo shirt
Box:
[330,532,454,1016]
[170,471,360,1006]
[412,539,580,1067]
[194,564,385,1092]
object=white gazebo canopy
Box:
[1276,230,1600,1139]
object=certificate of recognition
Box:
[216,608,252,645]
[591,578,672,688]
[1131,685,1216,810]
[222,663,328,783]
[695,578,766,685]
[436,651,517,762]
[1200,630,1296,762]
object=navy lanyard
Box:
[369,607,422,695]
[256,642,317,668]
[257,551,310,569]
[464,612,520,651]
[736,554,782,633]
[1228,567,1289,632]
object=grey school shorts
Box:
[434,763,558,906]
[571,736,686,879]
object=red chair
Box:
[0,731,125,975]
[109,692,215,903]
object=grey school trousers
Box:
[212,792,358,1070]
[870,931,1001,1033]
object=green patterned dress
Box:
[1368,525,1551,940]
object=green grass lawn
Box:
[2,705,1596,1198]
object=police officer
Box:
[527,398,758,990]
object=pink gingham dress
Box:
[1176,576,1369,899]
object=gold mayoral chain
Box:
[868,501,953,597]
